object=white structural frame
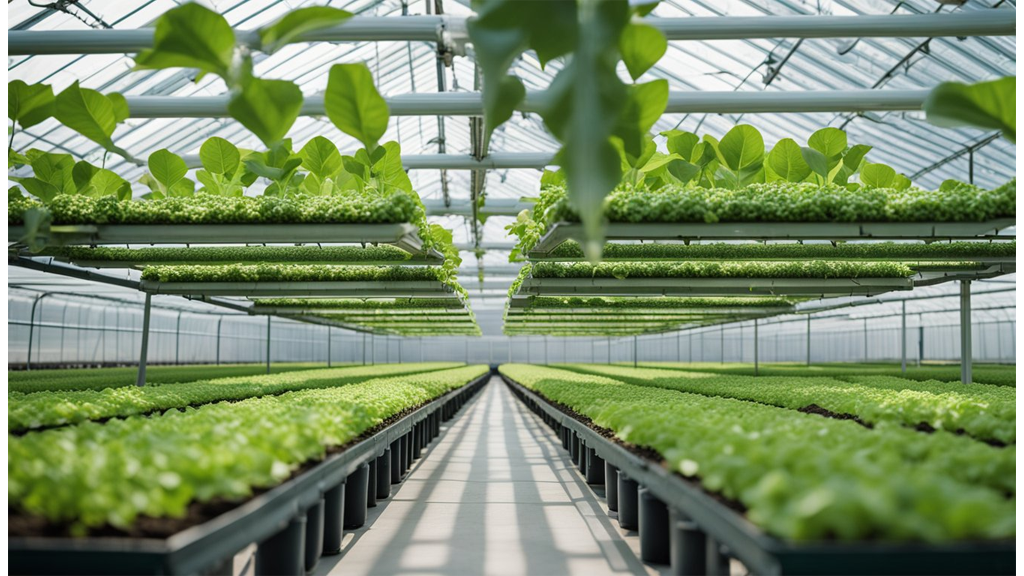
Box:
[8,11,1013,54]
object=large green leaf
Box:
[227,78,303,146]
[72,161,131,199]
[718,124,764,172]
[860,163,896,188]
[807,127,847,168]
[545,0,631,260]
[800,146,829,183]
[299,136,343,180]
[619,22,667,81]
[924,76,1015,142]
[612,80,668,159]
[767,138,811,182]
[371,141,413,193]
[54,82,123,152]
[259,6,352,54]
[148,149,189,192]
[9,81,55,129]
[324,64,389,152]
[199,137,241,175]
[134,3,235,79]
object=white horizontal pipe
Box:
[179,152,556,171]
[124,89,930,118]
[8,12,1013,55]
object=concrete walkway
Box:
[314,376,661,576]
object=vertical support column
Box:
[961,279,972,384]
[900,301,907,374]
[367,459,378,508]
[391,440,403,484]
[343,463,370,529]
[639,488,670,564]
[753,319,759,376]
[670,508,708,576]
[327,326,332,367]
[215,316,223,365]
[174,311,182,365]
[633,335,638,368]
[863,317,868,362]
[607,336,612,364]
[322,482,345,555]
[376,449,392,499]
[719,325,724,364]
[605,462,619,512]
[586,450,605,485]
[136,294,152,387]
[304,499,325,572]
[806,314,811,366]
[918,324,924,366]
[266,315,272,374]
[256,515,306,576]
[618,474,639,530]
[677,331,681,362]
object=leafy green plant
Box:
[45,244,417,265]
[7,363,325,393]
[528,260,915,280]
[470,0,667,259]
[10,365,488,532]
[924,76,1015,142]
[558,364,1015,444]
[9,363,463,432]
[139,263,447,284]
[8,81,54,150]
[499,364,1014,542]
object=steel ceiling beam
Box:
[8,11,1014,55]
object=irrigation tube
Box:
[8,11,1014,55]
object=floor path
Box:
[313,376,663,576]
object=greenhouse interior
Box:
[5,0,1017,575]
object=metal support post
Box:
[863,317,869,362]
[806,315,811,366]
[327,327,332,367]
[633,335,638,367]
[266,316,272,374]
[753,319,759,376]
[720,325,724,364]
[900,301,907,374]
[136,294,152,387]
[215,316,223,365]
[174,311,182,365]
[25,293,46,371]
[961,280,972,384]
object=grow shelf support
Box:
[901,302,907,374]
[136,294,152,387]
[960,280,972,384]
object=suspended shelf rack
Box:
[526,220,1017,259]
[514,277,915,298]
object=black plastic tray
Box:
[501,373,1014,576]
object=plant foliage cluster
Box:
[46,245,418,265]
[9,363,462,433]
[528,261,915,280]
[499,364,1014,542]
[10,365,489,533]
[558,364,1015,444]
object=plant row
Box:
[253,297,466,310]
[544,240,1016,262]
[528,261,916,280]
[634,362,1018,388]
[499,364,1014,542]
[139,264,448,284]
[517,296,797,310]
[45,245,418,265]
[7,363,325,394]
[507,178,1016,258]
[557,364,1015,444]
[9,362,463,433]
[9,365,490,533]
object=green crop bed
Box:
[556,364,1015,444]
[253,298,465,310]
[516,296,797,310]
[544,240,1016,261]
[633,362,1017,388]
[8,363,326,393]
[9,362,464,433]
[9,192,423,226]
[10,365,489,534]
[139,264,445,283]
[527,261,915,280]
[43,245,418,265]
[499,364,1013,542]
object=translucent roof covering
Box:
[8,0,1016,336]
